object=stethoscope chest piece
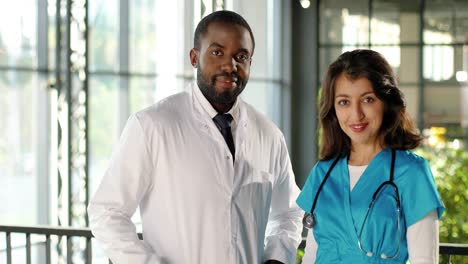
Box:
[303,213,316,229]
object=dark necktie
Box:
[213,113,235,161]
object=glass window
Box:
[424,45,455,81]
[371,0,401,45]
[0,0,37,67]
[241,81,282,126]
[320,0,369,45]
[88,75,119,195]
[424,45,464,126]
[89,0,118,72]
[0,70,38,225]
[424,0,456,44]
[319,47,342,81]
[423,1,456,82]
[129,76,185,114]
[130,0,157,73]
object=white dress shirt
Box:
[88,83,303,264]
[301,165,439,264]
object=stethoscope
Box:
[303,149,401,259]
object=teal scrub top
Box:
[296,149,445,264]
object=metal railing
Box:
[1,224,467,263]
[0,225,93,264]
[439,243,468,263]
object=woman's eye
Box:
[337,100,349,106]
[363,97,375,103]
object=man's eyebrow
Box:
[237,48,251,54]
[208,42,224,49]
[208,43,251,54]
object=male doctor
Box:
[88,10,303,264]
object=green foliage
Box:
[415,146,468,244]
[415,145,467,264]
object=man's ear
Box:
[189,48,198,68]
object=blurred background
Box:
[0,0,466,263]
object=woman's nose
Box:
[352,103,365,119]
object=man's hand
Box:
[264,260,284,264]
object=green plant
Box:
[415,145,467,263]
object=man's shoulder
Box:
[133,91,191,127]
[137,91,190,117]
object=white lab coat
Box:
[88,83,303,264]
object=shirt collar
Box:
[192,81,240,123]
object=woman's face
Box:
[334,73,384,149]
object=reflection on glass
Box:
[341,11,369,45]
[89,0,118,72]
[130,0,157,73]
[424,0,468,44]
[320,0,368,44]
[423,45,454,81]
[0,70,37,225]
[130,76,157,113]
[0,0,37,67]
[425,0,456,44]
[88,75,119,195]
[241,81,281,126]
[154,1,181,95]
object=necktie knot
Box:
[213,113,233,130]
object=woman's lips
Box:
[350,123,368,132]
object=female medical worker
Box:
[296,49,445,264]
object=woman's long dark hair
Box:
[319,49,422,160]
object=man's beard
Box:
[196,65,247,106]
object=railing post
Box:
[67,236,72,264]
[46,234,51,264]
[26,233,31,264]
[86,237,92,264]
[6,232,11,264]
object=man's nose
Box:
[221,57,238,73]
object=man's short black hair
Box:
[193,10,255,55]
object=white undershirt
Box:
[301,165,439,264]
[348,164,367,190]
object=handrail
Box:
[0,224,95,264]
[0,225,93,237]
[439,243,468,256]
[1,225,467,263]
[0,224,143,239]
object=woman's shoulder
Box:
[395,149,428,166]
[393,149,433,180]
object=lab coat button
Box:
[366,252,373,257]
